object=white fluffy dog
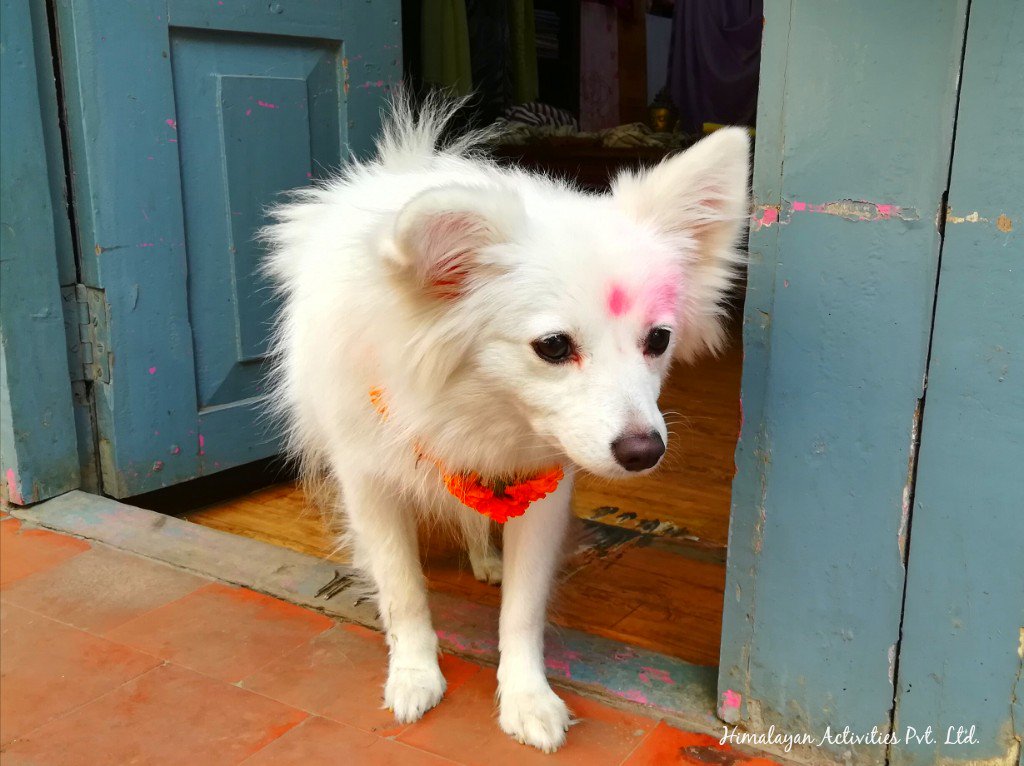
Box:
[263,97,749,752]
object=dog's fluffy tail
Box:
[375,88,499,171]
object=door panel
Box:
[890,3,1024,764]
[55,0,401,496]
[171,31,340,410]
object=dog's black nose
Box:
[611,431,665,472]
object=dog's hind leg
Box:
[459,512,502,585]
[496,474,574,752]
[339,470,445,723]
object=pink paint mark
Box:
[722,689,742,709]
[245,108,252,117]
[616,689,649,705]
[545,657,572,679]
[756,207,779,227]
[376,80,384,87]
[167,138,177,143]
[6,468,24,505]
[305,172,313,179]
[607,284,632,317]
[783,279,790,288]
[791,201,806,212]
[257,100,278,109]
[148,366,157,375]
[139,242,155,248]
[170,445,181,455]
[638,666,675,685]
[198,434,205,456]
[875,203,893,219]
[165,118,176,129]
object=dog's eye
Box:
[532,334,575,364]
[644,327,672,357]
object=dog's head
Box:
[383,129,750,478]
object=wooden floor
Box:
[185,341,742,666]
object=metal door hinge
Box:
[63,284,110,383]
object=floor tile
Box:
[0,519,90,588]
[2,663,307,766]
[397,668,655,766]
[2,545,209,633]
[0,602,161,745]
[243,716,459,765]
[103,582,334,682]
[243,623,481,736]
[622,723,782,766]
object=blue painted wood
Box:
[54,0,401,496]
[720,3,969,762]
[0,0,80,504]
[891,4,1024,764]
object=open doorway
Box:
[166,1,760,669]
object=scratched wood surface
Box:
[184,346,742,665]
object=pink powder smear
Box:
[545,657,572,678]
[607,284,631,317]
[148,366,157,375]
[638,666,675,685]
[616,689,649,704]
[198,434,205,455]
[257,100,278,109]
[643,281,679,323]
[6,468,24,505]
[722,689,742,709]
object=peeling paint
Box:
[718,689,742,724]
[946,209,988,224]
[751,199,920,230]
[996,214,1013,233]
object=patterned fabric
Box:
[504,101,579,129]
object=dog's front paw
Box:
[499,685,572,753]
[469,548,503,585]
[385,663,446,723]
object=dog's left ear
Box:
[612,127,750,362]
[385,184,525,300]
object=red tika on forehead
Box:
[644,280,680,322]
[606,284,632,317]
[606,279,680,322]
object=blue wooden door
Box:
[890,3,1024,763]
[54,0,400,496]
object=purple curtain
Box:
[666,0,764,132]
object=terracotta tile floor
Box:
[0,513,777,765]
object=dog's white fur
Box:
[263,96,749,752]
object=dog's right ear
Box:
[384,184,525,300]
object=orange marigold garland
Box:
[441,466,564,523]
[369,387,563,522]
